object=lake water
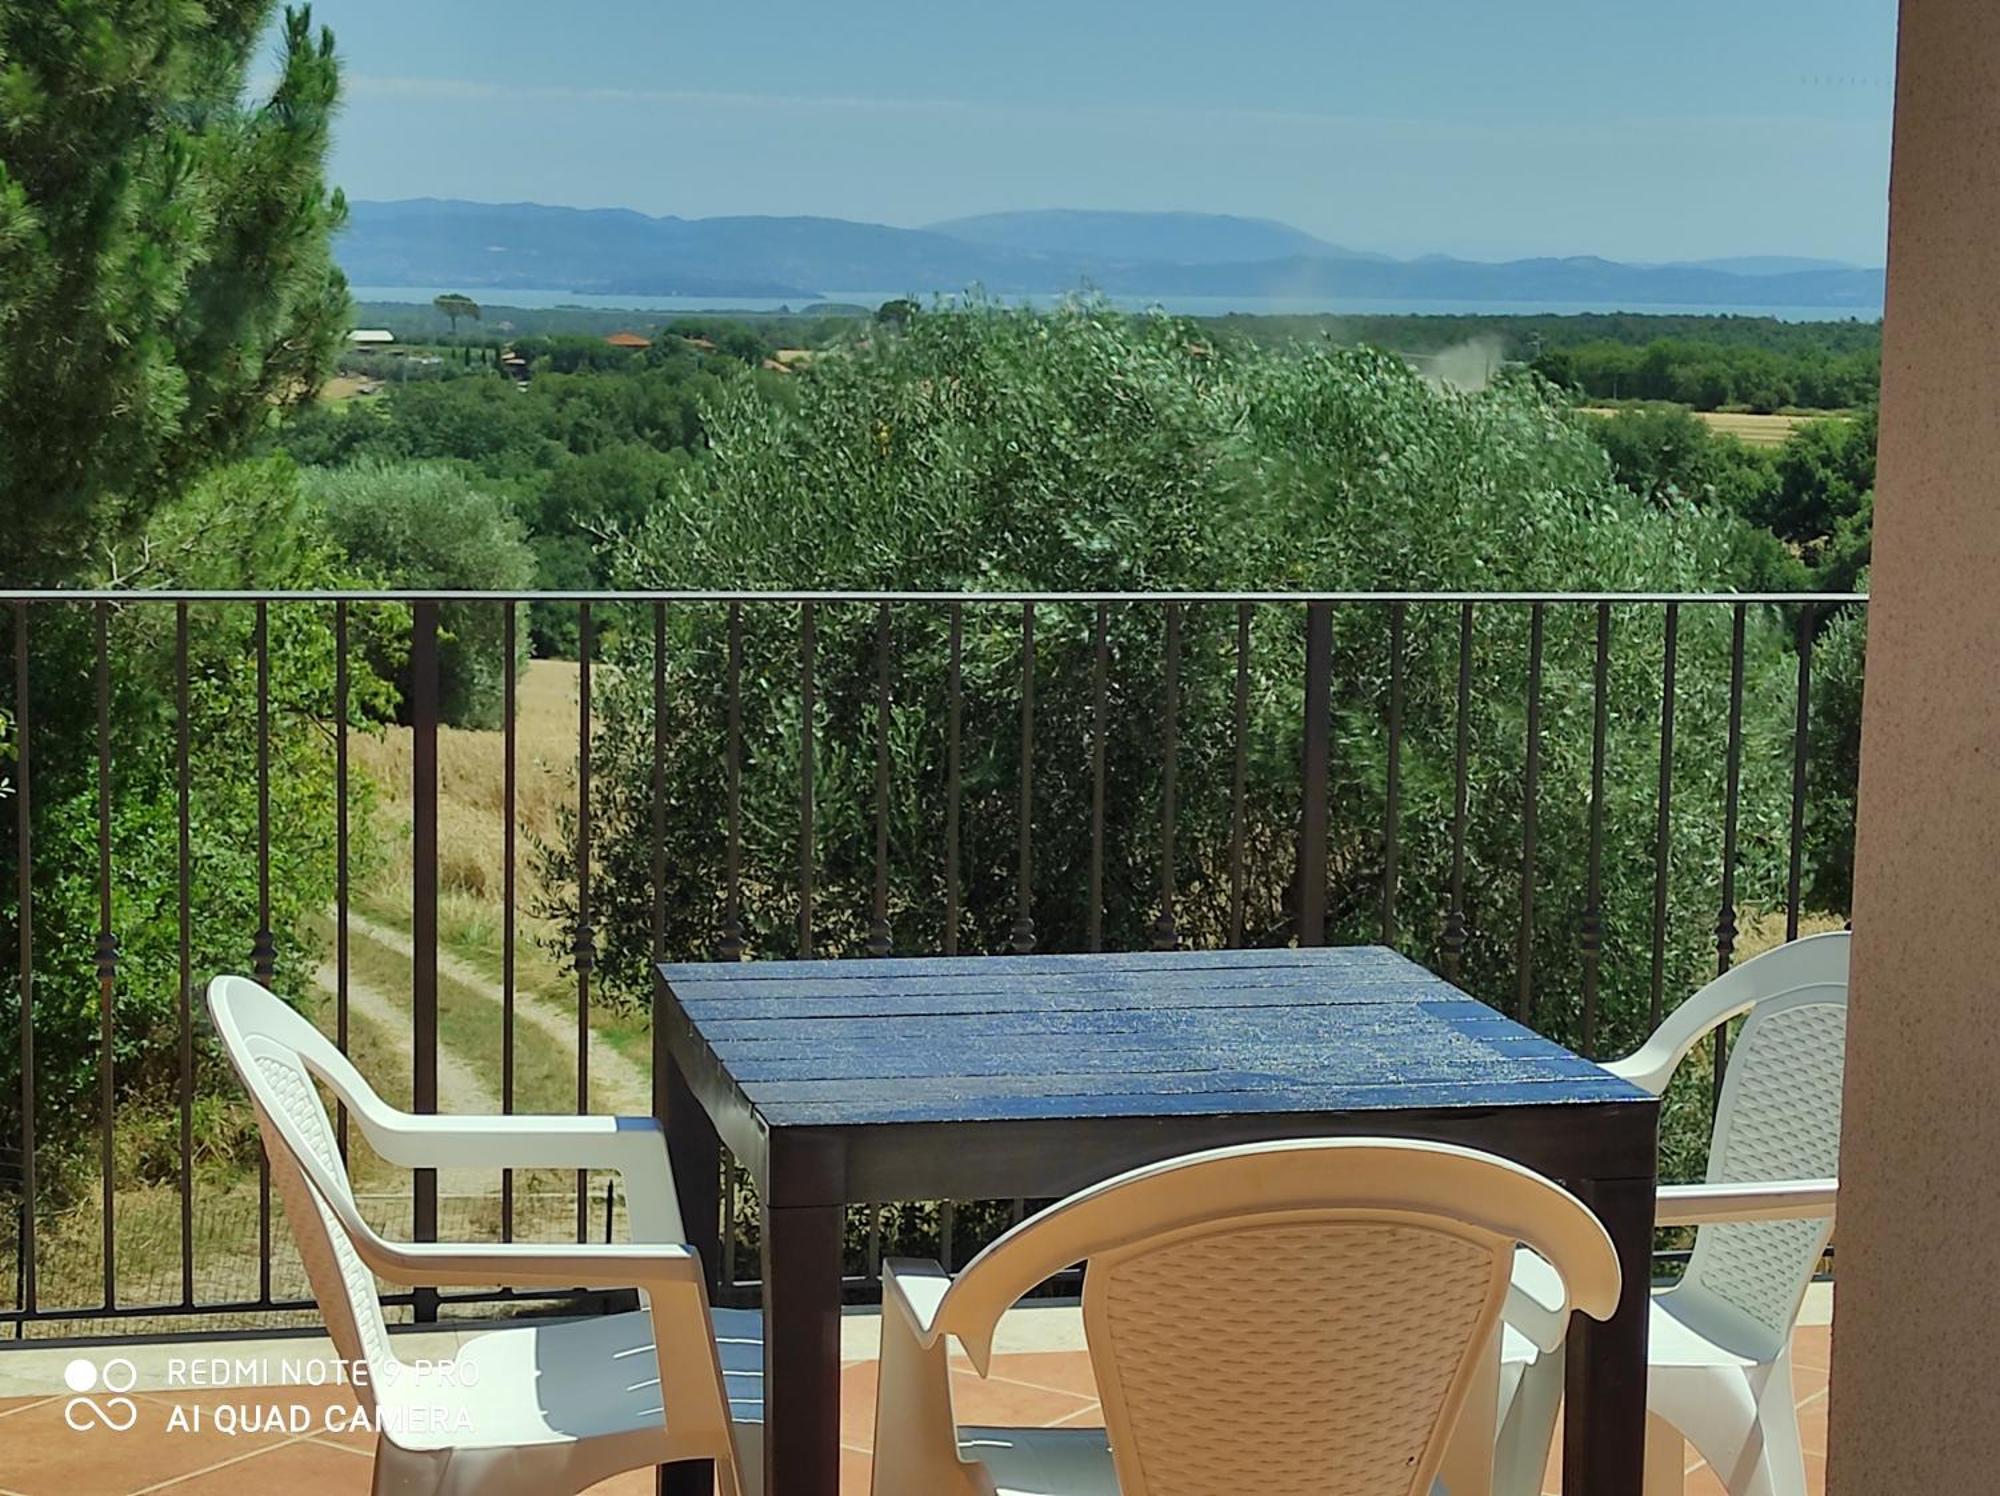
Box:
[349,285,1882,323]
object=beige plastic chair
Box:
[870,1137,1621,1496]
[1492,931,1847,1496]
[208,974,760,1496]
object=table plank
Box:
[660,945,1425,984]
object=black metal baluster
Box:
[944,605,961,956]
[334,604,351,1168]
[12,604,34,1320]
[1011,602,1035,955]
[1516,605,1544,1025]
[576,602,594,1241]
[1088,603,1108,952]
[1443,604,1473,982]
[1648,604,1680,1031]
[1153,602,1180,951]
[94,603,117,1309]
[649,602,668,1219]
[410,601,440,1320]
[1228,604,1250,947]
[1298,602,1332,946]
[870,602,893,957]
[502,602,516,1243]
[1714,605,1748,1110]
[798,602,816,957]
[940,1202,956,1271]
[1580,603,1611,1058]
[1383,603,1405,948]
[177,604,194,1304]
[1787,604,1816,942]
[721,603,744,961]
[254,600,275,1304]
[651,603,667,972]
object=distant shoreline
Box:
[348,285,1883,323]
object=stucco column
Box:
[1827,0,2000,1489]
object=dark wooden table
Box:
[655,946,1657,1496]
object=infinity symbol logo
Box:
[62,1357,140,1432]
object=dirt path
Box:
[340,910,653,1115]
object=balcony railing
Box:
[0,588,1864,1334]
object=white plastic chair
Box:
[869,1137,1621,1496]
[1491,931,1847,1496]
[207,974,761,1496]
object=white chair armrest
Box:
[351,1112,684,1243]
[883,1256,952,1345]
[1655,1179,1837,1227]
[349,1234,706,1293]
[875,1260,979,1496]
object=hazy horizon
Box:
[301,0,1898,267]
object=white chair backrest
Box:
[931,1139,1619,1496]
[208,975,396,1406]
[1680,937,1849,1357]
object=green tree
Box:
[433,293,481,335]
[557,308,1803,1083]
[307,459,536,728]
[0,3,350,584]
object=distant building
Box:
[604,330,652,349]
[679,334,719,352]
[348,329,394,344]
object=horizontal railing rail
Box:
[0,589,1863,1332]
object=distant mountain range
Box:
[338,200,1884,310]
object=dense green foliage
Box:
[1532,339,1878,413]
[555,307,1814,1074]
[307,460,535,728]
[273,330,790,649]
[1212,309,1878,358]
[0,3,350,583]
[1,460,392,1189]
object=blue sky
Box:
[300,0,1899,264]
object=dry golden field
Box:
[1581,406,1849,447]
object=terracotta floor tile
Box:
[838,1359,882,1450]
[1791,1325,1832,1373]
[144,1436,371,1494]
[949,1366,1098,1430]
[1799,1402,1829,1458]
[580,1470,669,1495]
[984,1351,1101,1401]
[0,1392,292,1496]
[838,1447,874,1496]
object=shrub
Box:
[308,459,535,728]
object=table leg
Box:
[1564,1173,1656,1496]
[761,1200,846,1496]
[659,1032,722,1496]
